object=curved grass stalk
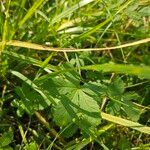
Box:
[0,38,149,52]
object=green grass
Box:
[0,0,150,149]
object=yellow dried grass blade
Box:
[101,112,150,134]
[0,38,149,52]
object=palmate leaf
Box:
[106,92,142,122]
[53,87,101,127]
[105,76,142,121]
[38,76,102,128]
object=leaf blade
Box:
[101,112,150,134]
[82,63,150,79]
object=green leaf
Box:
[106,101,121,115]
[122,92,140,101]
[11,98,27,117]
[24,141,38,150]
[0,129,13,148]
[118,137,131,150]
[69,88,101,126]
[49,77,102,127]
[54,94,97,136]
[139,7,150,16]
[107,77,125,97]
[65,124,114,150]
[4,51,58,71]
[122,100,141,122]
[14,85,49,115]
[36,70,102,132]
[11,70,55,105]
[82,63,150,79]
[53,101,72,126]
[60,124,78,138]
[11,71,57,115]
[122,92,141,121]
[0,146,13,150]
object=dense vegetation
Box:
[0,0,150,149]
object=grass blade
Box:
[19,0,45,27]
[77,17,112,39]
[3,50,58,71]
[82,63,150,79]
[101,112,150,134]
[49,0,94,26]
[11,70,56,105]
